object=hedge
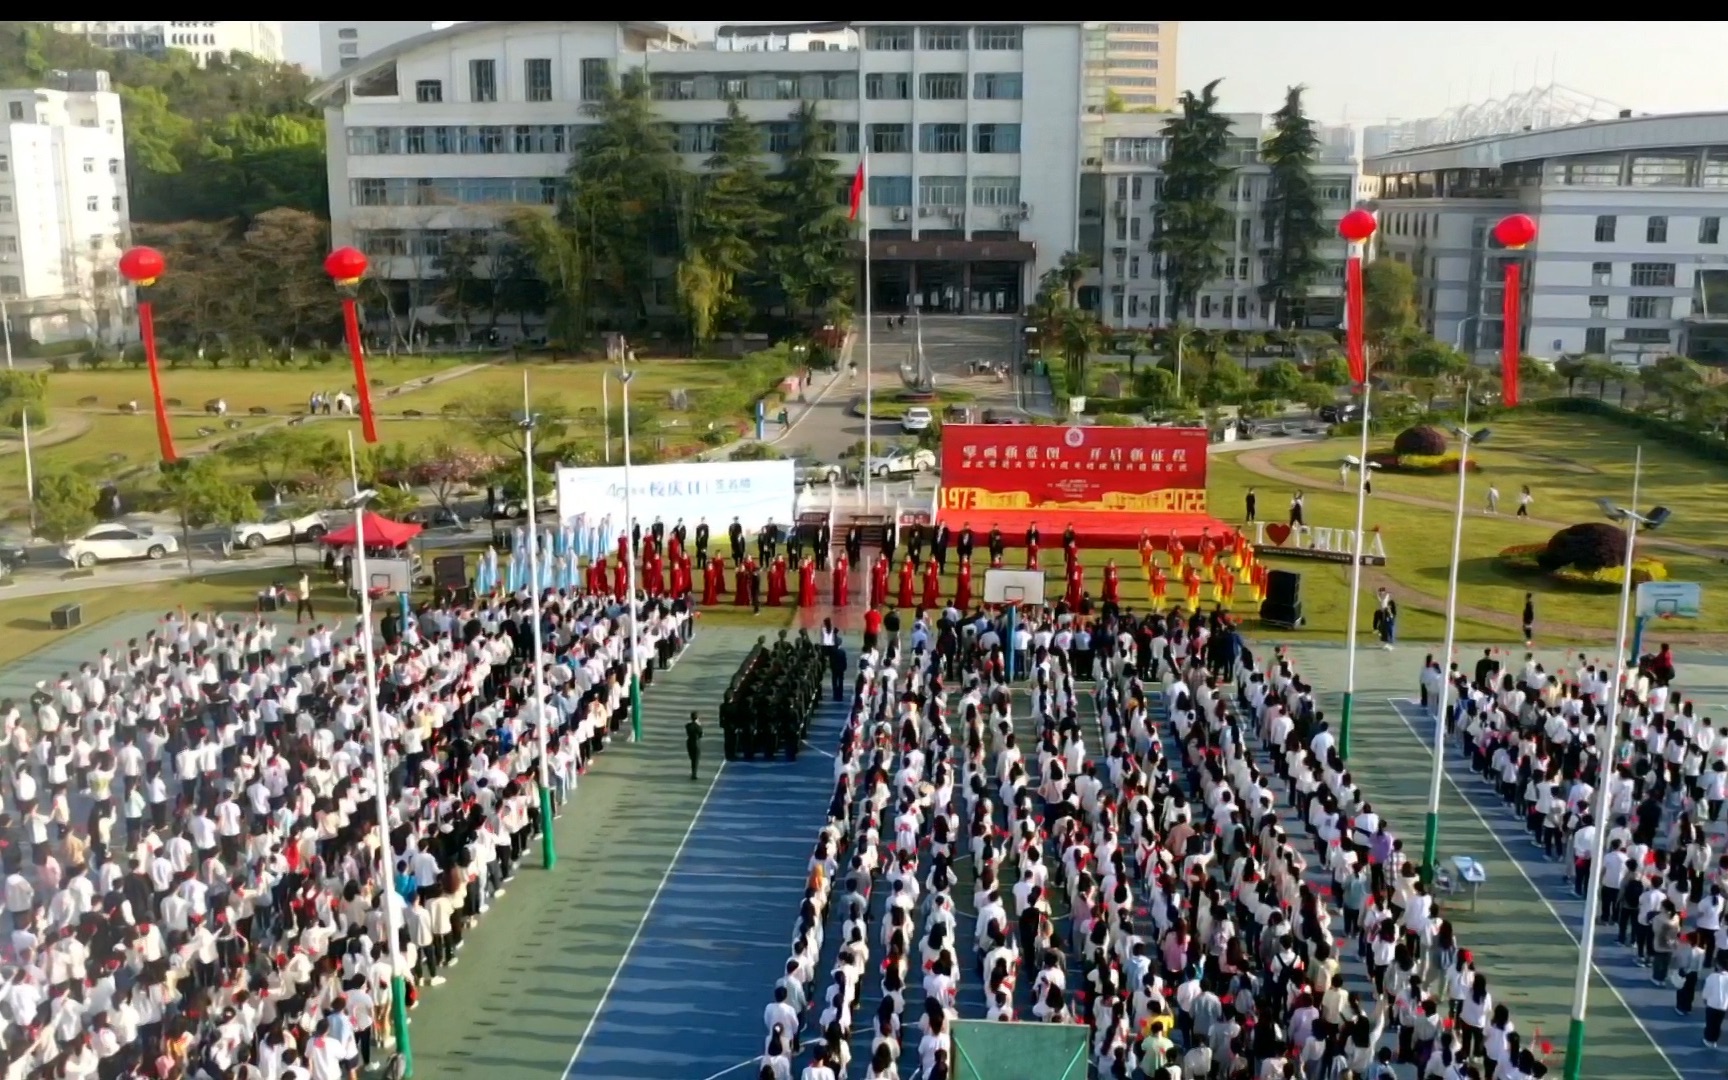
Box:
[1496,541,1667,588]
[1526,397,1728,464]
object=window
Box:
[580,59,610,102]
[971,176,1020,207]
[413,79,443,104]
[1237,257,1250,280]
[867,175,912,206]
[87,234,102,250]
[1129,217,1141,241]
[869,124,908,154]
[469,59,497,103]
[1237,296,1249,320]
[109,158,120,175]
[1200,295,1213,318]
[920,73,965,101]
[865,27,911,50]
[1703,217,1722,244]
[6,102,21,121]
[85,196,99,212]
[1591,261,1612,286]
[1111,293,1124,321]
[1128,255,1141,279]
[1588,295,1609,317]
[1630,262,1675,287]
[0,276,17,296]
[525,59,552,102]
[1624,328,1671,344]
[1585,327,1607,354]
[919,175,964,206]
[919,124,964,153]
[1647,215,1668,243]
[0,154,8,172]
[1593,215,1616,242]
[866,73,910,101]
[1131,176,1143,202]
[974,26,1022,50]
[973,73,1022,100]
[920,26,966,50]
[1238,218,1251,245]
[764,123,794,154]
[1630,155,1693,186]
[973,123,1020,153]
[337,27,358,39]
[82,157,95,174]
[111,195,122,211]
[1628,296,1673,320]
[0,195,9,212]
[1112,252,1126,277]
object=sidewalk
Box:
[699,330,856,461]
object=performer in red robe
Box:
[712,555,729,599]
[1064,538,1079,573]
[870,554,890,609]
[1138,530,1155,575]
[642,533,658,565]
[613,558,628,600]
[955,559,972,610]
[616,531,630,566]
[1102,559,1120,605]
[646,553,665,597]
[832,554,850,606]
[1065,562,1084,609]
[734,557,754,606]
[667,532,683,564]
[798,557,817,607]
[1026,546,1040,571]
[897,558,915,609]
[767,555,788,607]
[921,558,940,610]
[676,555,693,597]
[701,559,720,605]
[587,555,607,596]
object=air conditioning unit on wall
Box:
[892,207,910,222]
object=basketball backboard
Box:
[982,568,1045,606]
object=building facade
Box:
[0,73,133,347]
[309,19,1086,331]
[1079,112,1359,332]
[50,21,283,65]
[1085,22,1176,113]
[319,21,439,77]
[1366,111,1728,363]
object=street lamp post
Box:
[1337,207,1379,760]
[615,366,643,743]
[1565,449,1668,1080]
[518,377,556,871]
[1420,412,1491,884]
[343,437,412,1076]
[1453,313,1480,356]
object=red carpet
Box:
[934,509,1238,549]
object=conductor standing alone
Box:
[685,710,704,780]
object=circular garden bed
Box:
[1370,424,1481,474]
[1496,521,1668,590]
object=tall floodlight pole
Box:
[344,434,411,1076]
[1565,450,1668,1080]
[1420,409,1491,884]
[1336,207,1379,759]
[519,373,555,870]
[616,366,642,742]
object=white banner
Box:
[554,460,796,537]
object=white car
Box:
[900,406,934,433]
[858,447,937,479]
[232,510,330,549]
[60,524,177,568]
[799,461,843,485]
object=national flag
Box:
[848,160,866,221]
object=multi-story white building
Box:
[1085,22,1176,113]
[309,19,1086,329]
[320,21,439,76]
[1081,112,1359,332]
[0,72,133,347]
[1367,110,1728,363]
[51,21,283,65]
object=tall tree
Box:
[690,99,778,333]
[1260,86,1329,330]
[506,208,585,349]
[431,231,487,342]
[568,69,684,328]
[771,102,854,326]
[1151,79,1235,320]
[1362,259,1419,350]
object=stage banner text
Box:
[939,424,1208,514]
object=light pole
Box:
[1336,206,1379,760]
[1420,413,1491,884]
[615,365,643,743]
[1565,450,1668,1080]
[1337,378,1375,759]
[518,377,556,871]
[0,291,35,535]
[1173,326,1195,400]
[343,438,412,1076]
[1453,313,1480,356]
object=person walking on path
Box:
[1244,486,1257,523]
[1517,484,1533,518]
[295,570,315,623]
[685,710,704,781]
[1289,489,1305,527]
[1521,592,1536,646]
[1485,483,1501,514]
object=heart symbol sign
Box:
[1265,523,1293,546]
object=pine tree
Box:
[1151,79,1234,320]
[691,99,779,331]
[771,102,855,325]
[1261,86,1329,330]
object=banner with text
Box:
[555,460,796,534]
[939,424,1209,514]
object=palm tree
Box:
[1553,353,1586,397]
[1054,251,1093,310]
[1577,356,1621,400]
[1058,308,1104,396]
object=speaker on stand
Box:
[1259,569,1305,628]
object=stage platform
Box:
[933,509,1237,549]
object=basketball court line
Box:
[1385,696,1685,1080]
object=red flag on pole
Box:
[1502,261,1522,407]
[848,160,866,221]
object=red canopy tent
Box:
[319,511,423,548]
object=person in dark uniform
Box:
[845,525,863,567]
[814,520,831,570]
[906,522,924,566]
[988,525,1005,563]
[651,517,666,546]
[884,517,899,556]
[1473,648,1500,692]
[749,558,763,615]
[1062,523,1077,552]
[957,523,975,563]
[631,518,642,556]
[673,518,688,549]
[685,710,703,780]
[786,528,804,568]
[1245,487,1257,523]
[1521,593,1536,646]
[694,518,710,568]
[1025,521,1041,551]
[933,523,951,573]
[758,521,778,563]
[828,634,848,701]
[728,517,745,562]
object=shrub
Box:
[1392,424,1448,457]
[1538,522,1625,574]
[1497,541,1666,588]
[1368,452,1480,475]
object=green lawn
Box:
[383,359,741,417]
[0,415,272,500]
[40,356,466,413]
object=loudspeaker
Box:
[1260,570,1305,628]
[433,555,468,590]
[50,603,81,630]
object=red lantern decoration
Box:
[118,247,176,462]
[1493,213,1538,250]
[325,247,378,442]
[1337,209,1378,244]
[323,246,369,286]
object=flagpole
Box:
[861,151,873,516]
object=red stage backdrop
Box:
[940,424,1209,514]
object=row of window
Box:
[344,120,1024,158]
[863,26,1024,51]
[647,71,1025,103]
[0,233,121,254]
[1586,295,1678,319]
[1593,214,1720,244]
[419,58,613,105]
[862,72,1022,102]
[1110,294,1267,324]
[866,175,1023,207]
[350,177,564,208]
[1557,154,1728,189]
[353,229,489,260]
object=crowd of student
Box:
[762,606,1555,1079]
[1422,642,1728,1048]
[0,585,688,1080]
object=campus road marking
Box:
[800,740,836,759]
[561,761,728,1079]
[696,1058,759,1080]
[1385,697,1684,1080]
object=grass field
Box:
[38,356,463,414]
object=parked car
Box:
[490,493,557,519]
[231,509,330,550]
[855,447,937,480]
[799,461,844,485]
[60,524,177,568]
[900,406,935,433]
[1318,402,1361,423]
[944,405,975,424]
[982,408,1030,426]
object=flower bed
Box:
[1496,542,1667,588]
[1368,452,1481,475]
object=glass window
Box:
[1624,328,1671,344]
[974,26,1022,50]
[866,73,910,101]
[86,196,99,211]
[1592,261,1612,285]
[1630,155,1693,186]
[920,73,965,101]
[1588,295,1609,316]
[919,124,964,153]
[1593,215,1616,243]
[1630,262,1676,287]
[580,59,610,102]
[973,123,1020,154]
[0,196,9,213]
[867,175,912,206]
[864,27,911,50]
[415,79,442,104]
[765,123,794,154]
[1562,158,1623,186]
[918,176,965,206]
[0,276,18,296]
[920,26,966,50]
[1647,216,1668,243]
[525,59,552,102]
[1584,327,1607,353]
[1704,217,1722,245]
[973,73,1022,100]
[1627,296,1672,320]
[868,124,907,154]
[971,176,1020,207]
[469,59,497,103]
